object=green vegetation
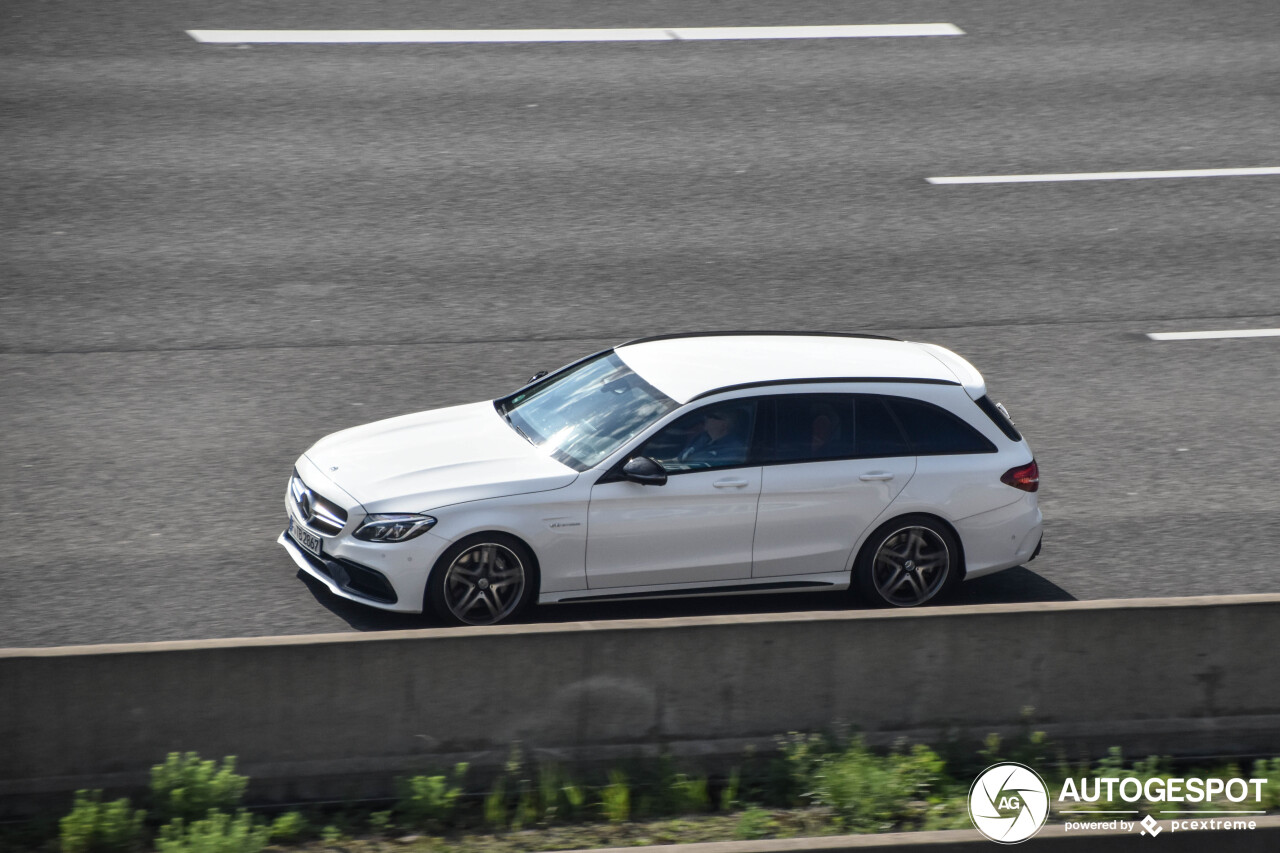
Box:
[149,754,248,827]
[600,771,631,824]
[395,764,467,831]
[154,812,267,853]
[265,812,308,845]
[733,807,778,840]
[1255,759,1280,809]
[3,734,1272,853]
[799,736,945,831]
[59,790,146,853]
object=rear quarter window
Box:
[975,395,1022,441]
[884,396,997,455]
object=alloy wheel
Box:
[442,542,527,625]
[871,525,951,607]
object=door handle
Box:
[713,479,750,489]
[859,472,895,482]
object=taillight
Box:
[1001,460,1040,492]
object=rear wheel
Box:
[855,516,959,608]
[428,533,537,626]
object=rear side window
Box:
[768,395,855,462]
[854,395,912,458]
[884,397,997,455]
[764,394,910,463]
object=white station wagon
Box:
[280,333,1042,625]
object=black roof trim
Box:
[688,377,960,402]
[620,330,901,347]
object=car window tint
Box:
[883,396,997,455]
[765,394,911,462]
[854,395,912,457]
[639,400,758,473]
[768,395,855,462]
[975,394,1022,441]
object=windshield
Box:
[496,351,677,470]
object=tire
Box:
[427,533,538,626]
[855,515,961,608]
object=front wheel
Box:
[855,516,960,608]
[427,533,537,626]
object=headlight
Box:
[353,514,438,543]
[289,471,306,502]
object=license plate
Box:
[290,519,323,557]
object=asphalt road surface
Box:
[3,1,1278,647]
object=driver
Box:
[678,408,748,465]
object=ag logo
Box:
[968,762,1050,844]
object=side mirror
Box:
[622,456,668,486]
[527,370,548,384]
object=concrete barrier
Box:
[2,594,1279,814]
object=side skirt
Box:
[539,573,850,605]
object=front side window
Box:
[496,352,678,470]
[637,400,759,473]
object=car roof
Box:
[614,332,985,404]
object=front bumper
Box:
[283,455,455,613]
[279,529,399,605]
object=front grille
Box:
[290,473,348,535]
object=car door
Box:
[752,393,916,578]
[585,399,762,589]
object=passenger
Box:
[810,405,842,457]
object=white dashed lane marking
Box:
[186,24,965,44]
[1147,329,1280,341]
[928,167,1280,185]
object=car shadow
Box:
[300,564,1074,633]
[948,566,1076,604]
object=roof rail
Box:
[619,330,902,347]
[687,376,960,402]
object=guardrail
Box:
[2,594,1279,814]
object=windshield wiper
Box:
[495,401,534,444]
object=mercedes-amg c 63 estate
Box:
[279,332,1042,625]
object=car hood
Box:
[303,401,578,512]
